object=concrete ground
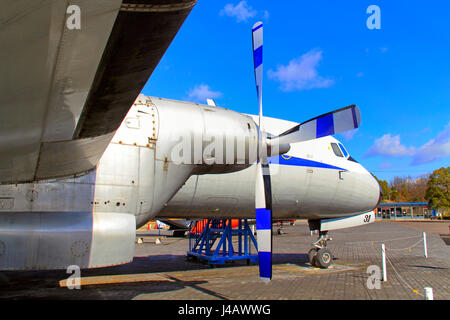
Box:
[0,220,448,300]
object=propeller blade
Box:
[252,21,263,126]
[252,21,273,282]
[255,160,272,282]
[269,105,361,145]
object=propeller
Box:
[267,105,361,146]
[251,22,362,282]
[252,21,272,282]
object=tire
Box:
[315,248,333,268]
[308,248,318,265]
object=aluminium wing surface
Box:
[0,0,196,184]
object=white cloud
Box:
[420,127,431,134]
[364,123,450,166]
[365,134,415,158]
[187,84,222,103]
[411,123,450,165]
[267,49,334,91]
[220,1,257,22]
[339,128,358,141]
[379,161,392,169]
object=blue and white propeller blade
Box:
[250,21,363,282]
[255,161,272,282]
[252,21,263,124]
[252,21,272,282]
[269,105,361,146]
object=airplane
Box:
[0,2,381,282]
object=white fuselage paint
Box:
[158,127,380,220]
[0,97,380,228]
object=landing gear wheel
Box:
[308,248,318,265]
[315,248,333,268]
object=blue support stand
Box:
[187,219,258,265]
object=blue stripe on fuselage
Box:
[269,155,347,171]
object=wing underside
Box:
[0,0,196,184]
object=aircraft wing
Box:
[0,0,196,184]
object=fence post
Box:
[423,232,428,258]
[424,287,433,300]
[382,244,387,282]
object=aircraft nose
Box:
[333,169,382,215]
[347,168,383,213]
[376,183,383,207]
[367,172,382,211]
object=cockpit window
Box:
[338,143,349,158]
[330,143,343,157]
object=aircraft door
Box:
[135,103,158,221]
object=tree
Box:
[407,176,428,202]
[379,180,391,201]
[373,173,430,203]
[373,175,391,201]
[391,176,409,202]
[387,175,429,203]
[390,186,399,202]
[425,167,450,211]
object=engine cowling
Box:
[0,212,135,270]
[150,97,289,174]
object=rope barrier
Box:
[386,238,424,251]
[385,252,423,297]
[345,232,429,256]
[345,234,423,244]
[344,232,432,298]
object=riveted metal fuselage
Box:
[0,97,380,227]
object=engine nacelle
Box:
[0,212,135,270]
[150,97,288,174]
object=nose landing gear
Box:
[308,231,333,268]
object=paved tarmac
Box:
[0,220,448,300]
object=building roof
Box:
[379,203,428,207]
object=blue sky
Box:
[141,0,450,182]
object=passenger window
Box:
[330,143,343,157]
[338,143,349,158]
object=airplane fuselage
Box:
[0,3,381,271]
[0,96,380,226]
[0,96,381,270]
